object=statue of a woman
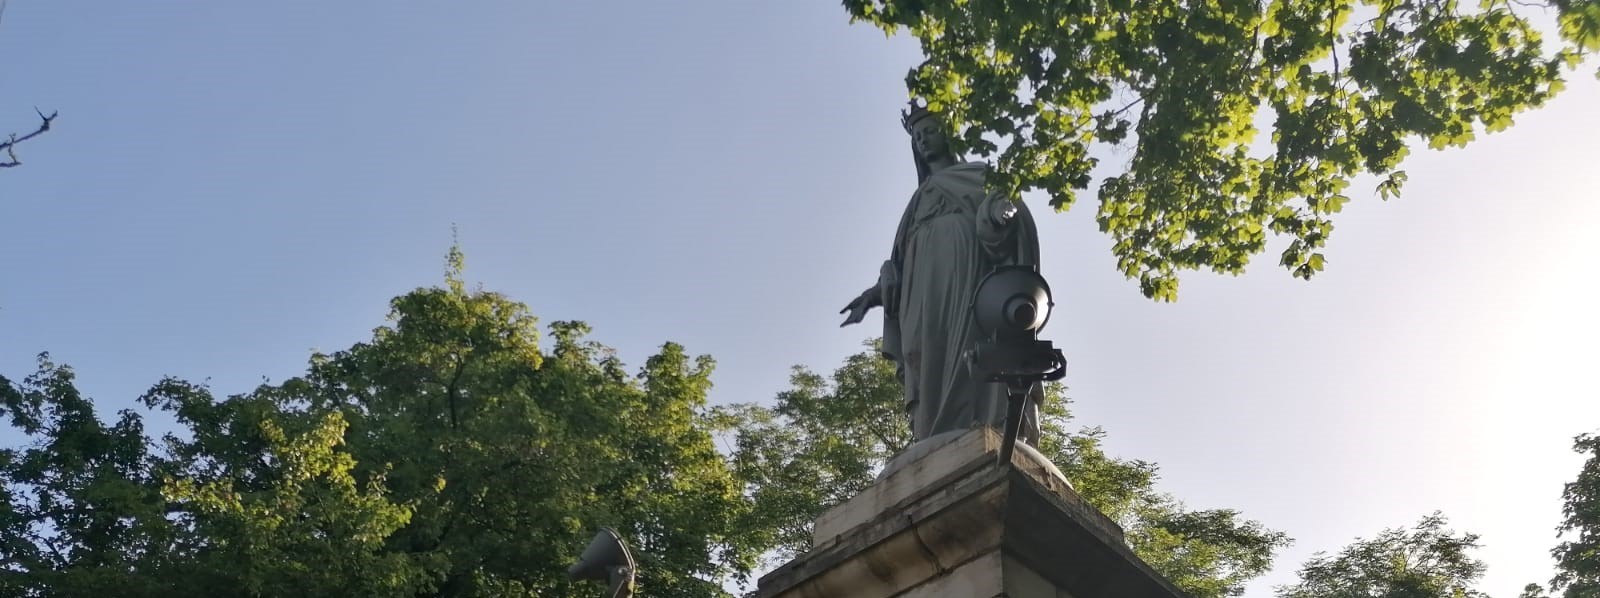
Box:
[840,104,1043,447]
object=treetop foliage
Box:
[2,274,757,597]
[1551,433,1600,597]
[1274,512,1488,598]
[842,0,1599,299]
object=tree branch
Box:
[1109,97,1144,118]
[1329,1,1341,84]
[1,108,58,169]
[445,356,466,430]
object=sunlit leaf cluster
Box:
[843,0,1597,299]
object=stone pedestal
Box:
[753,428,1189,598]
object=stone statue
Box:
[840,103,1044,447]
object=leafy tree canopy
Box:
[1275,512,1488,598]
[1550,432,1600,597]
[0,355,178,597]
[841,0,1600,299]
[2,257,759,597]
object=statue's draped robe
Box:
[878,162,1043,444]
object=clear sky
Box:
[2,2,1596,595]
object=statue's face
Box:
[910,119,950,161]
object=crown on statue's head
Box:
[901,101,936,133]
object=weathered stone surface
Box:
[755,427,1188,598]
[813,427,1076,547]
[878,550,1077,598]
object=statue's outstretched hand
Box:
[839,290,876,327]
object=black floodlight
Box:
[568,527,636,598]
[972,265,1053,337]
[969,265,1067,466]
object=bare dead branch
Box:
[0,109,58,168]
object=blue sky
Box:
[2,2,1597,595]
